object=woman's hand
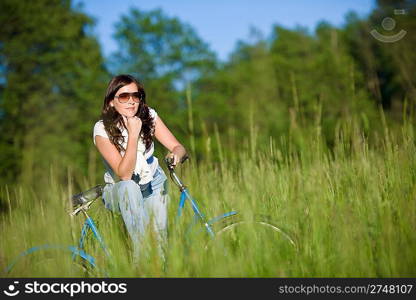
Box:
[122,115,142,138]
[165,145,187,167]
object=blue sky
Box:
[74,0,376,61]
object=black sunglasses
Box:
[114,92,142,103]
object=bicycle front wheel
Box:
[4,245,99,277]
[206,214,298,276]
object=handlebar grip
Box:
[180,154,189,164]
[164,156,174,166]
[71,185,103,207]
[164,154,189,170]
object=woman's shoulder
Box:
[93,120,104,130]
[148,106,158,120]
[93,120,107,137]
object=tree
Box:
[112,8,217,83]
[0,0,108,186]
[344,0,416,114]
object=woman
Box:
[93,74,187,260]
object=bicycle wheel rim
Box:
[215,219,297,249]
[4,247,99,277]
[205,215,298,276]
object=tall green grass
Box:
[1,112,415,277]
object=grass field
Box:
[1,114,415,277]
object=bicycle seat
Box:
[71,185,104,207]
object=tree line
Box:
[0,0,414,188]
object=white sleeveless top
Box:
[93,107,159,184]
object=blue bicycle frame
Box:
[75,209,112,265]
[167,157,238,238]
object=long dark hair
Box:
[101,74,154,153]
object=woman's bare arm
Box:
[154,116,187,165]
[95,134,139,180]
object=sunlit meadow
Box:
[1,108,415,277]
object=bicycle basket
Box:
[71,185,104,207]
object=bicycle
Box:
[4,156,297,277]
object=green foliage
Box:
[0,0,415,278]
[0,0,108,186]
[1,0,415,188]
[344,0,416,112]
[112,8,217,82]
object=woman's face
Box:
[110,82,140,118]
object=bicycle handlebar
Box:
[164,153,189,192]
[164,153,189,171]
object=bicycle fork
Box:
[177,188,215,237]
[75,210,112,261]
